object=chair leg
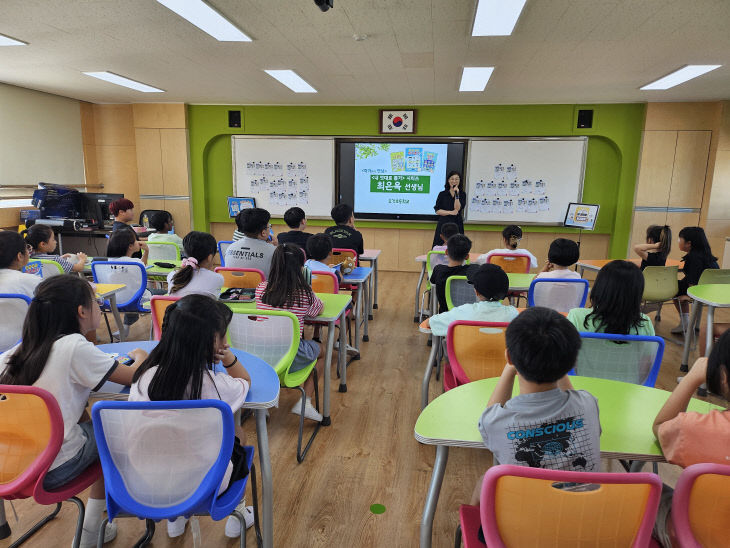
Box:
[296,370,322,463]
[249,464,263,548]
[9,502,63,548]
[454,524,462,548]
[132,519,155,548]
[103,312,113,343]
[656,302,663,322]
[96,517,108,548]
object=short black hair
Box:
[306,233,333,261]
[106,227,137,257]
[235,207,270,237]
[506,307,581,383]
[331,203,353,225]
[440,222,459,240]
[548,238,580,267]
[0,231,26,269]
[148,211,172,232]
[446,234,471,262]
[284,207,306,229]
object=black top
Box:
[277,230,312,255]
[681,251,719,286]
[430,263,479,313]
[639,252,667,270]
[112,220,131,232]
[324,225,364,255]
[434,189,466,219]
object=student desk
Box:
[359,249,381,315]
[413,253,482,322]
[94,340,280,548]
[94,283,127,342]
[414,376,723,548]
[83,259,182,280]
[576,258,682,277]
[342,266,373,345]
[681,284,730,370]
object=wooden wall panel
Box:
[164,199,192,237]
[134,129,163,195]
[707,150,730,219]
[669,131,711,208]
[666,211,701,262]
[160,129,190,196]
[138,198,164,214]
[705,219,730,267]
[92,104,135,146]
[80,102,95,146]
[132,103,186,129]
[645,102,721,131]
[96,145,139,204]
[635,131,676,207]
[0,208,22,229]
[629,210,668,257]
[83,145,99,187]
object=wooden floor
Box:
[2,271,728,547]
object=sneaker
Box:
[167,516,188,538]
[290,397,322,422]
[224,502,254,538]
[76,521,117,548]
[670,323,685,335]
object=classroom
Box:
[1,1,729,547]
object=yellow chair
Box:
[673,463,730,548]
[214,267,265,289]
[642,265,679,322]
[486,253,530,274]
[443,321,508,390]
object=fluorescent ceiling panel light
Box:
[0,33,28,46]
[156,0,251,41]
[264,70,317,93]
[82,72,165,93]
[640,65,721,90]
[459,67,494,92]
[472,0,527,36]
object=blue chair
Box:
[91,399,258,547]
[0,293,32,353]
[571,332,665,387]
[527,278,589,313]
[91,261,150,340]
[218,241,234,267]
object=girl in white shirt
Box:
[106,227,149,265]
[0,230,42,297]
[129,294,253,539]
[167,231,224,298]
[477,224,538,269]
[0,275,147,547]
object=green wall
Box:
[188,103,646,257]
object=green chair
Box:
[146,241,181,262]
[642,266,679,322]
[422,251,472,320]
[698,268,730,285]
[225,305,320,463]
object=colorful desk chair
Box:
[91,261,151,341]
[146,241,181,262]
[444,275,477,310]
[310,271,352,351]
[217,241,234,266]
[22,259,64,279]
[527,278,589,313]
[642,266,679,322]
[0,385,102,548]
[673,463,730,548]
[149,295,180,340]
[0,294,31,354]
[485,253,530,274]
[443,321,509,390]
[215,267,266,289]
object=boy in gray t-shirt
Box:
[471,307,601,505]
[225,207,277,278]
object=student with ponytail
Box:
[167,231,224,298]
[477,224,538,268]
[633,224,671,269]
[23,223,87,272]
[0,275,147,546]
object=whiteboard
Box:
[465,138,587,224]
[232,136,335,218]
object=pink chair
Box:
[150,295,181,340]
[0,385,102,547]
[672,463,730,547]
[457,464,662,548]
[443,321,509,391]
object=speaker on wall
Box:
[577,109,593,129]
[228,110,241,128]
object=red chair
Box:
[443,321,509,391]
[150,295,181,340]
[672,463,730,547]
[0,385,102,547]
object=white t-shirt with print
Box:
[166,268,224,299]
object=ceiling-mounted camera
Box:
[314,0,333,12]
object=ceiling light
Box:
[156,0,251,41]
[459,67,494,92]
[472,0,527,36]
[0,33,28,46]
[640,65,722,90]
[264,70,317,93]
[82,72,165,93]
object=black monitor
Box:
[83,193,123,228]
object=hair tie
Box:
[181,257,199,268]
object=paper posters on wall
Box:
[245,160,310,207]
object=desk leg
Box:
[0,500,10,540]
[354,282,362,351]
[373,257,379,310]
[421,336,439,410]
[579,266,585,278]
[362,276,370,342]
[414,263,426,322]
[322,319,335,425]
[255,409,273,548]
[339,309,348,393]
[420,446,449,548]
[681,300,701,371]
[705,305,716,355]
[108,294,126,343]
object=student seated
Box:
[470,307,600,505]
[0,230,42,297]
[324,203,364,256]
[567,260,654,336]
[147,210,183,247]
[427,263,518,337]
[225,208,277,278]
[24,223,87,272]
[232,209,246,241]
[277,207,312,254]
[536,238,580,280]
[168,231,224,298]
[432,222,459,252]
[652,330,730,547]
[110,198,136,232]
[106,228,153,331]
[633,224,671,269]
[430,234,478,313]
[129,294,254,539]
[305,233,341,282]
[477,224,537,269]
[0,275,146,547]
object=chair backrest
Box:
[91,399,234,521]
[37,259,64,278]
[217,241,233,266]
[0,385,62,499]
[214,267,265,289]
[91,261,148,308]
[446,321,509,386]
[444,275,477,310]
[0,294,32,353]
[642,266,679,302]
[480,465,662,548]
[225,305,299,377]
[327,248,358,267]
[22,260,43,278]
[146,241,181,262]
[487,253,530,273]
[527,278,589,313]
[673,463,730,548]
[150,295,180,340]
[698,268,730,285]
[426,250,449,275]
[574,332,664,387]
[138,209,167,228]
[311,270,339,294]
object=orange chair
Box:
[311,271,339,294]
[0,385,102,546]
[150,295,180,340]
[486,253,530,273]
[214,267,265,289]
[457,465,662,548]
[673,463,730,547]
[443,321,508,390]
[327,248,358,267]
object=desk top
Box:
[360,249,381,260]
[342,266,372,283]
[577,258,682,271]
[94,283,126,297]
[222,292,351,322]
[688,284,730,307]
[97,341,280,409]
[414,376,722,461]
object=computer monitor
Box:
[84,193,123,228]
[564,202,599,230]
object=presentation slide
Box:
[353,143,449,216]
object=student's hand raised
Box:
[541,260,554,273]
[215,342,236,366]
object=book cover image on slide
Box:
[422,151,437,173]
[405,147,423,172]
[391,151,405,172]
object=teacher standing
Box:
[432,171,465,247]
